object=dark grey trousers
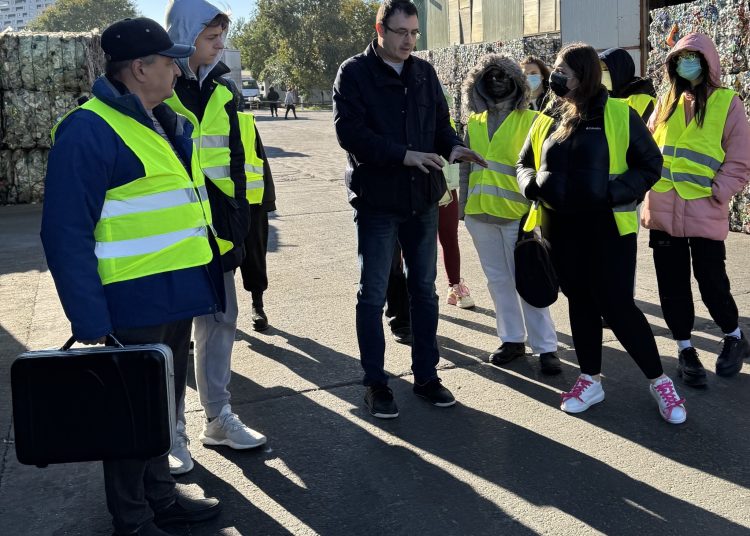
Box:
[103,318,191,534]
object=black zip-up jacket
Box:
[333,41,463,214]
[516,90,662,214]
[173,61,250,271]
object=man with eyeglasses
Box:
[333,0,487,419]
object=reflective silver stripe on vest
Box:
[244,164,264,175]
[612,201,637,213]
[203,165,231,180]
[674,147,722,171]
[660,145,676,156]
[101,186,208,219]
[671,172,713,188]
[468,184,528,205]
[472,160,517,176]
[661,166,671,180]
[95,226,208,259]
[246,182,264,190]
[199,135,230,148]
[608,174,620,182]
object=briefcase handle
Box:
[60,334,125,351]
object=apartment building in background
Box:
[1,0,56,31]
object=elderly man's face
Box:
[139,55,181,103]
[483,67,514,99]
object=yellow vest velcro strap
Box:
[472,159,517,176]
[203,165,231,180]
[674,147,722,171]
[101,186,208,219]
[612,201,638,212]
[468,184,528,205]
[95,226,208,259]
[245,164,264,174]
[672,172,713,188]
[199,135,230,148]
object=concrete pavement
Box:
[1,111,749,535]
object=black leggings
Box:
[545,211,663,379]
[650,229,738,340]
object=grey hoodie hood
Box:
[462,54,530,115]
[165,0,226,87]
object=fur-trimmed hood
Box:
[462,54,529,115]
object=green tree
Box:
[27,0,139,32]
[230,0,379,93]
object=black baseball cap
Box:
[101,17,194,62]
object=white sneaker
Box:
[168,420,194,475]
[650,376,687,424]
[200,404,267,450]
[560,374,605,413]
[446,279,476,309]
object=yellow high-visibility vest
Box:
[625,93,656,118]
[237,112,266,205]
[527,97,638,235]
[165,83,235,198]
[465,109,537,220]
[652,88,733,200]
[51,97,218,285]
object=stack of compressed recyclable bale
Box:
[648,0,750,233]
[0,31,104,204]
[415,35,560,129]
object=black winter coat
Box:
[333,41,463,215]
[516,90,663,214]
[173,62,250,272]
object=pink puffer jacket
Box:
[641,33,750,241]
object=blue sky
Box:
[135,1,256,26]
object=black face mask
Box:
[549,72,572,97]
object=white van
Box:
[241,77,261,107]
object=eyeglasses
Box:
[383,23,421,40]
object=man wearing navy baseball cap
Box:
[41,17,225,536]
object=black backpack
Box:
[514,211,559,308]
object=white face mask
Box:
[601,70,613,91]
[526,74,542,92]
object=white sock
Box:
[676,339,692,351]
[724,327,741,339]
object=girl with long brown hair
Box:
[642,33,750,387]
[517,43,688,424]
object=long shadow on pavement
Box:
[216,328,748,535]
[437,334,750,492]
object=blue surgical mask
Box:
[526,74,542,92]
[676,56,703,81]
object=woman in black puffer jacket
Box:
[516,43,687,425]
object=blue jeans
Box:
[355,204,440,386]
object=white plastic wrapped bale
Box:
[0,149,48,204]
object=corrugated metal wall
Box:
[483,0,523,42]
[419,0,559,50]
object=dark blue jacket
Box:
[333,40,463,215]
[40,76,225,340]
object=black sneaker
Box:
[490,342,526,365]
[413,378,456,407]
[251,305,269,332]
[391,326,412,345]
[364,385,399,419]
[539,352,562,375]
[154,496,221,527]
[677,347,707,387]
[716,332,750,377]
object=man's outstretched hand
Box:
[403,150,444,174]
[449,146,488,167]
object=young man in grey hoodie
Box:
[164,0,267,476]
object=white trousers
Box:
[465,216,558,354]
[178,270,238,421]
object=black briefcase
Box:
[11,335,175,467]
